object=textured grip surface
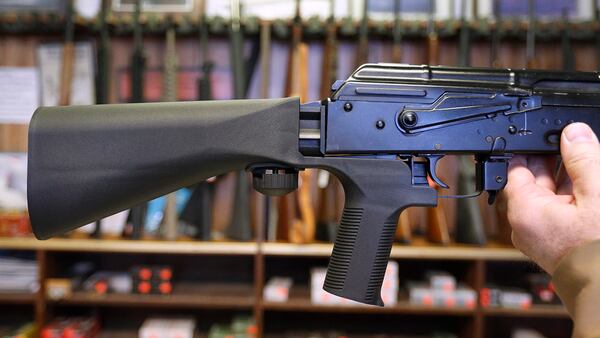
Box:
[324,204,400,306]
[318,158,436,307]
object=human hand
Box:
[505,122,600,274]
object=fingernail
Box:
[564,123,595,143]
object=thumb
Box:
[560,122,600,203]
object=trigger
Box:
[425,155,449,189]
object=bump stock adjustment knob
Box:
[252,168,299,196]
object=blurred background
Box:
[0,0,591,337]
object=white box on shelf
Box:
[139,318,195,338]
[263,277,293,302]
[427,271,456,291]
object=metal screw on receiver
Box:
[343,102,353,112]
[399,111,418,128]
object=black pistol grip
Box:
[325,203,400,306]
[318,158,436,307]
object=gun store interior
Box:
[0,0,595,337]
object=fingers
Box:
[555,161,573,195]
[505,155,535,197]
[560,123,600,204]
[527,156,557,193]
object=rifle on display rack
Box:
[454,0,486,246]
[490,0,501,68]
[427,0,438,66]
[356,0,369,66]
[561,7,574,72]
[457,0,470,67]
[424,0,451,245]
[389,0,414,244]
[391,0,402,64]
[91,0,111,238]
[225,0,252,241]
[254,19,271,241]
[29,63,600,306]
[96,0,110,105]
[526,0,537,69]
[181,0,214,241]
[316,0,342,242]
[59,0,74,106]
[278,0,315,244]
[161,16,179,241]
[127,0,147,240]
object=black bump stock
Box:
[28,64,600,306]
[27,98,301,239]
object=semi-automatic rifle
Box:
[391,0,402,64]
[28,63,600,306]
[280,0,315,244]
[561,8,574,72]
[162,16,179,240]
[490,0,501,68]
[59,0,74,106]
[454,0,486,246]
[526,0,537,69]
[91,0,111,238]
[457,0,470,67]
[184,0,214,240]
[316,0,343,243]
[128,0,147,239]
[96,0,110,105]
[356,0,369,66]
[424,0,451,245]
[427,0,438,66]
[226,0,252,241]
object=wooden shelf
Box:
[47,283,254,310]
[0,292,36,304]
[483,305,569,318]
[263,287,473,316]
[263,240,527,261]
[0,237,257,255]
[0,237,527,261]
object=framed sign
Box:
[0,0,63,12]
[112,0,194,13]
[477,0,595,20]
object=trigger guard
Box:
[425,155,449,189]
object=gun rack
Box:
[0,13,599,41]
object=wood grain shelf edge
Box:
[483,305,569,318]
[0,238,527,260]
